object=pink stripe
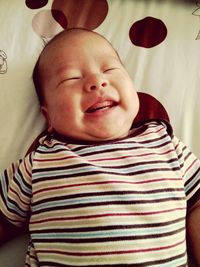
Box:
[174,141,180,151]
[183,158,198,177]
[90,149,175,162]
[37,239,185,257]
[139,125,164,137]
[34,155,78,162]
[34,178,182,195]
[30,207,186,225]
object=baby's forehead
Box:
[42,30,114,58]
[39,30,120,72]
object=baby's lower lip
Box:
[85,100,118,114]
[85,102,118,116]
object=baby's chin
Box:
[53,120,133,142]
[80,129,131,142]
[53,130,129,143]
[94,135,129,142]
[82,121,134,142]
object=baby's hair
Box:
[32,28,121,105]
[33,59,44,105]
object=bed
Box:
[0,0,199,265]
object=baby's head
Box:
[33,28,139,141]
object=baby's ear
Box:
[41,106,53,132]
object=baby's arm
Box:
[187,200,200,266]
[0,155,32,246]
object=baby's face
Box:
[40,32,139,141]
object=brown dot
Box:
[52,0,108,30]
[26,0,48,9]
[129,16,167,48]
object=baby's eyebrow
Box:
[55,65,79,76]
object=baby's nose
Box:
[85,74,108,92]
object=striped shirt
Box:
[0,121,200,266]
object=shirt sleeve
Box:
[0,153,33,227]
[172,135,200,210]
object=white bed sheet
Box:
[0,0,199,266]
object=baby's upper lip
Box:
[85,97,118,113]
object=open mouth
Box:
[85,100,118,114]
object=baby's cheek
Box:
[58,100,77,121]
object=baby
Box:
[0,28,200,266]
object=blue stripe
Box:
[72,137,169,156]
[32,161,180,180]
[32,191,184,212]
[32,221,184,239]
[185,168,200,194]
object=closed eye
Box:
[57,77,81,87]
[103,68,118,73]
[66,77,81,80]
